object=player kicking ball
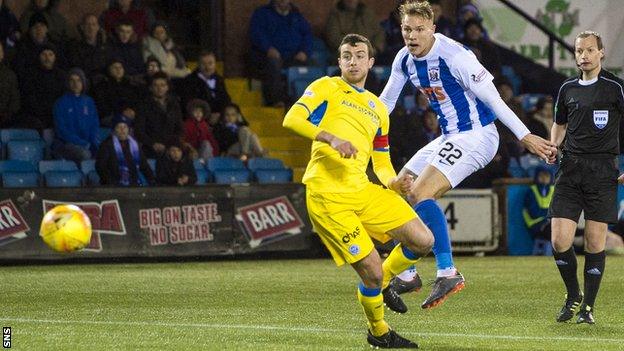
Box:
[379,1,557,311]
[283,33,432,348]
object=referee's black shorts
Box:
[548,154,618,224]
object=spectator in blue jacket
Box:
[249,0,312,107]
[52,67,100,164]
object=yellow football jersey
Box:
[293,76,391,193]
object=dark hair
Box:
[338,33,375,58]
[145,55,162,68]
[535,96,553,111]
[115,18,134,29]
[198,50,216,61]
[149,71,169,85]
[223,103,249,126]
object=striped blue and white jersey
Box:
[380,33,497,135]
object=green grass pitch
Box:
[1,256,623,350]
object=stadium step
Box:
[261,136,310,151]
[240,106,285,122]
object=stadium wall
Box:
[0,184,318,261]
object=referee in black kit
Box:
[548,31,624,324]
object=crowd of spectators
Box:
[0,0,270,187]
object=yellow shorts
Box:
[306,182,417,266]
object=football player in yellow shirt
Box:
[283,34,433,349]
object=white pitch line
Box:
[1,317,622,344]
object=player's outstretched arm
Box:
[471,80,557,162]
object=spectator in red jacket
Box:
[101,0,154,39]
[183,99,219,163]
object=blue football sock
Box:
[414,199,454,271]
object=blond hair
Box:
[399,1,434,21]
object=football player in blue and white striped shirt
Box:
[380,1,557,311]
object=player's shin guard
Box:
[583,250,605,308]
[357,283,389,337]
[382,244,421,289]
[553,247,581,298]
[414,199,455,275]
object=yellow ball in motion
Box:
[40,205,92,253]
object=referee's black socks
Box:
[583,250,606,308]
[553,248,581,298]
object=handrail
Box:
[497,0,574,69]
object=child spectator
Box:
[142,21,189,79]
[96,113,155,186]
[156,139,197,186]
[183,99,219,163]
[216,103,266,161]
[52,68,99,163]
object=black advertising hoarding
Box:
[0,184,314,261]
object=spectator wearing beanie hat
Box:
[18,44,65,130]
[96,113,155,186]
[52,67,99,164]
[156,137,197,186]
[19,0,69,43]
[13,11,65,79]
[183,99,220,163]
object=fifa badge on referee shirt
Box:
[593,110,608,129]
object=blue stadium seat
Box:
[247,157,286,171]
[207,157,246,172]
[286,66,324,98]
[98,127,112,142]
[247,157,292,183]
[0,160,37,173]
[0,129,40,143]
[81,160,99,185]
[619,154,624,171]
[213,169,251,184]
[371,66,392,83]
[6,140,45,166]
[81,160,96,174]
[255,169,293,183]
[39,160,79,174]
[2,172,39,188]
[44,170,83,187]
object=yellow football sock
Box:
[357,283,389,337]
[382,244,420,289]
